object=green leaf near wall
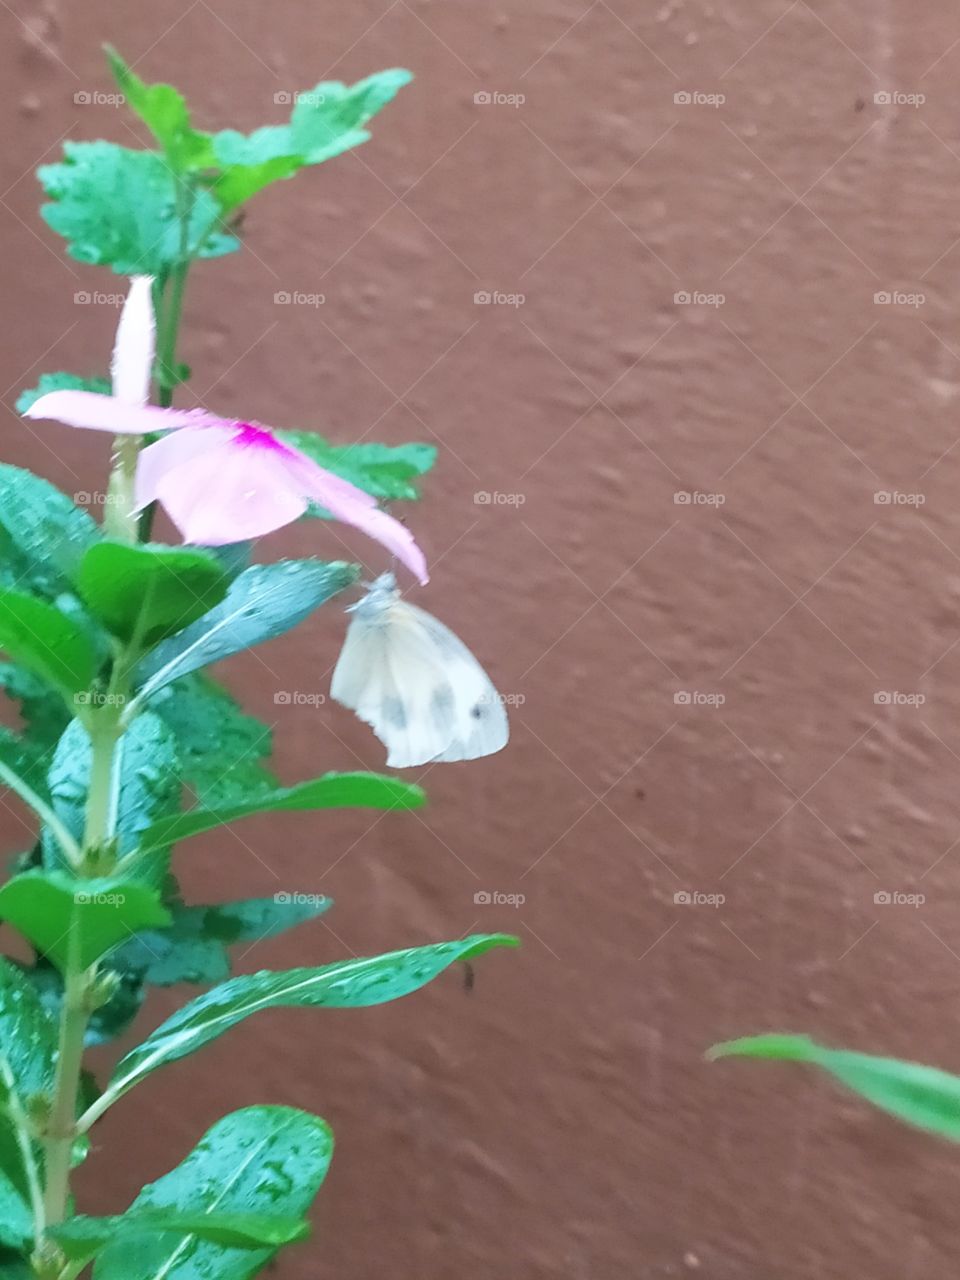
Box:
[0,464,99,597]
[0,589,97,705]
[282,433,437,505]
[105,46,216,172]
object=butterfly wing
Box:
[331,599,508,768]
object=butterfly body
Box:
[331,573,509,768]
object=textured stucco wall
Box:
[3,1,960,1276]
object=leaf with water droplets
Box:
[91,935,518,1118]
[92,1106,330,1279]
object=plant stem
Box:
[105,434,140,542]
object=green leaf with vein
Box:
[709,1034,960,1140]
[92,1105,331,1280]
[150,674,276,806]
[135,772,424,862]
[15,371,110,415]
[44,714,181,884]
[211,69,412,211]
[0,958,57,1250]
[282,432,437,505]
[112,892,333,987]
[78,542,231,646]
[0,589,97,703]
[51,1208,307,1266]
[0,464,99,597]
[89,936,518,1119]
[135,559,358,700]
[38,141,238,274]
[0,869,169,973]
[105,45,216,172]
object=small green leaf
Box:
[105,45,216,171]
[151,674,276,806]
[135,560,358,701]
[78,542,231,647]
[282,433,437,504]
[0,589,97,704]
[136,772,424,860]
[0,870,169,973]
[45,714,181,885]
[38,141,238,274]
[0,464,99,597]
[50,1208,307,1264]
[15,371,110,415]
[91,936,518,1118]
[92,1106,331,1280]
[709,1034,960,1140]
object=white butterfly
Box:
[331,572,509,768]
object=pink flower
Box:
[23,279,428,583]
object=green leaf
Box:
[78,542,231,647]
[51,1208,307,1265]
[0,958,57,1250]
[0,663,71,756]
[709,1034,960,1141]
[112,892,333,987]
[0,869,169,973]
[0,589,97,704]
[105,45,216,172]
[92,1105,331,1279]
[210,69,412,211]
[91,936,518,1117]
[283,432,437,504]
[136,772,424,861]
[135,560,358,701]
[45,714,181,884]
[15,371,110,415]
[38,141,238,274]
[0,464,99,597]
[0,1248,32,1277]
[150,674,276,806]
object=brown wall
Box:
[3,1,960,1276]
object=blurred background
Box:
[4,1,960,1276]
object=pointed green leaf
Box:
[105,45,216,171]
[135,560,358,701]
[136,772,424,860]
[15,372,110,415]
[0,870,169,973]
[0,589,96,703]
[0,464,99,597]
[92,1106,331,1279]
[78,542,231,647]
[90,936,518,1118]
[709,1034,960,1141]
[38,141,238,274]
[282,433,437,504]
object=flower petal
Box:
[24,390,218,435]
[135,426,239,510]
[150,433,309,545]
[285,444,429,585]
[111,275,155,406]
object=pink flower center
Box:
[232,422,296,458]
